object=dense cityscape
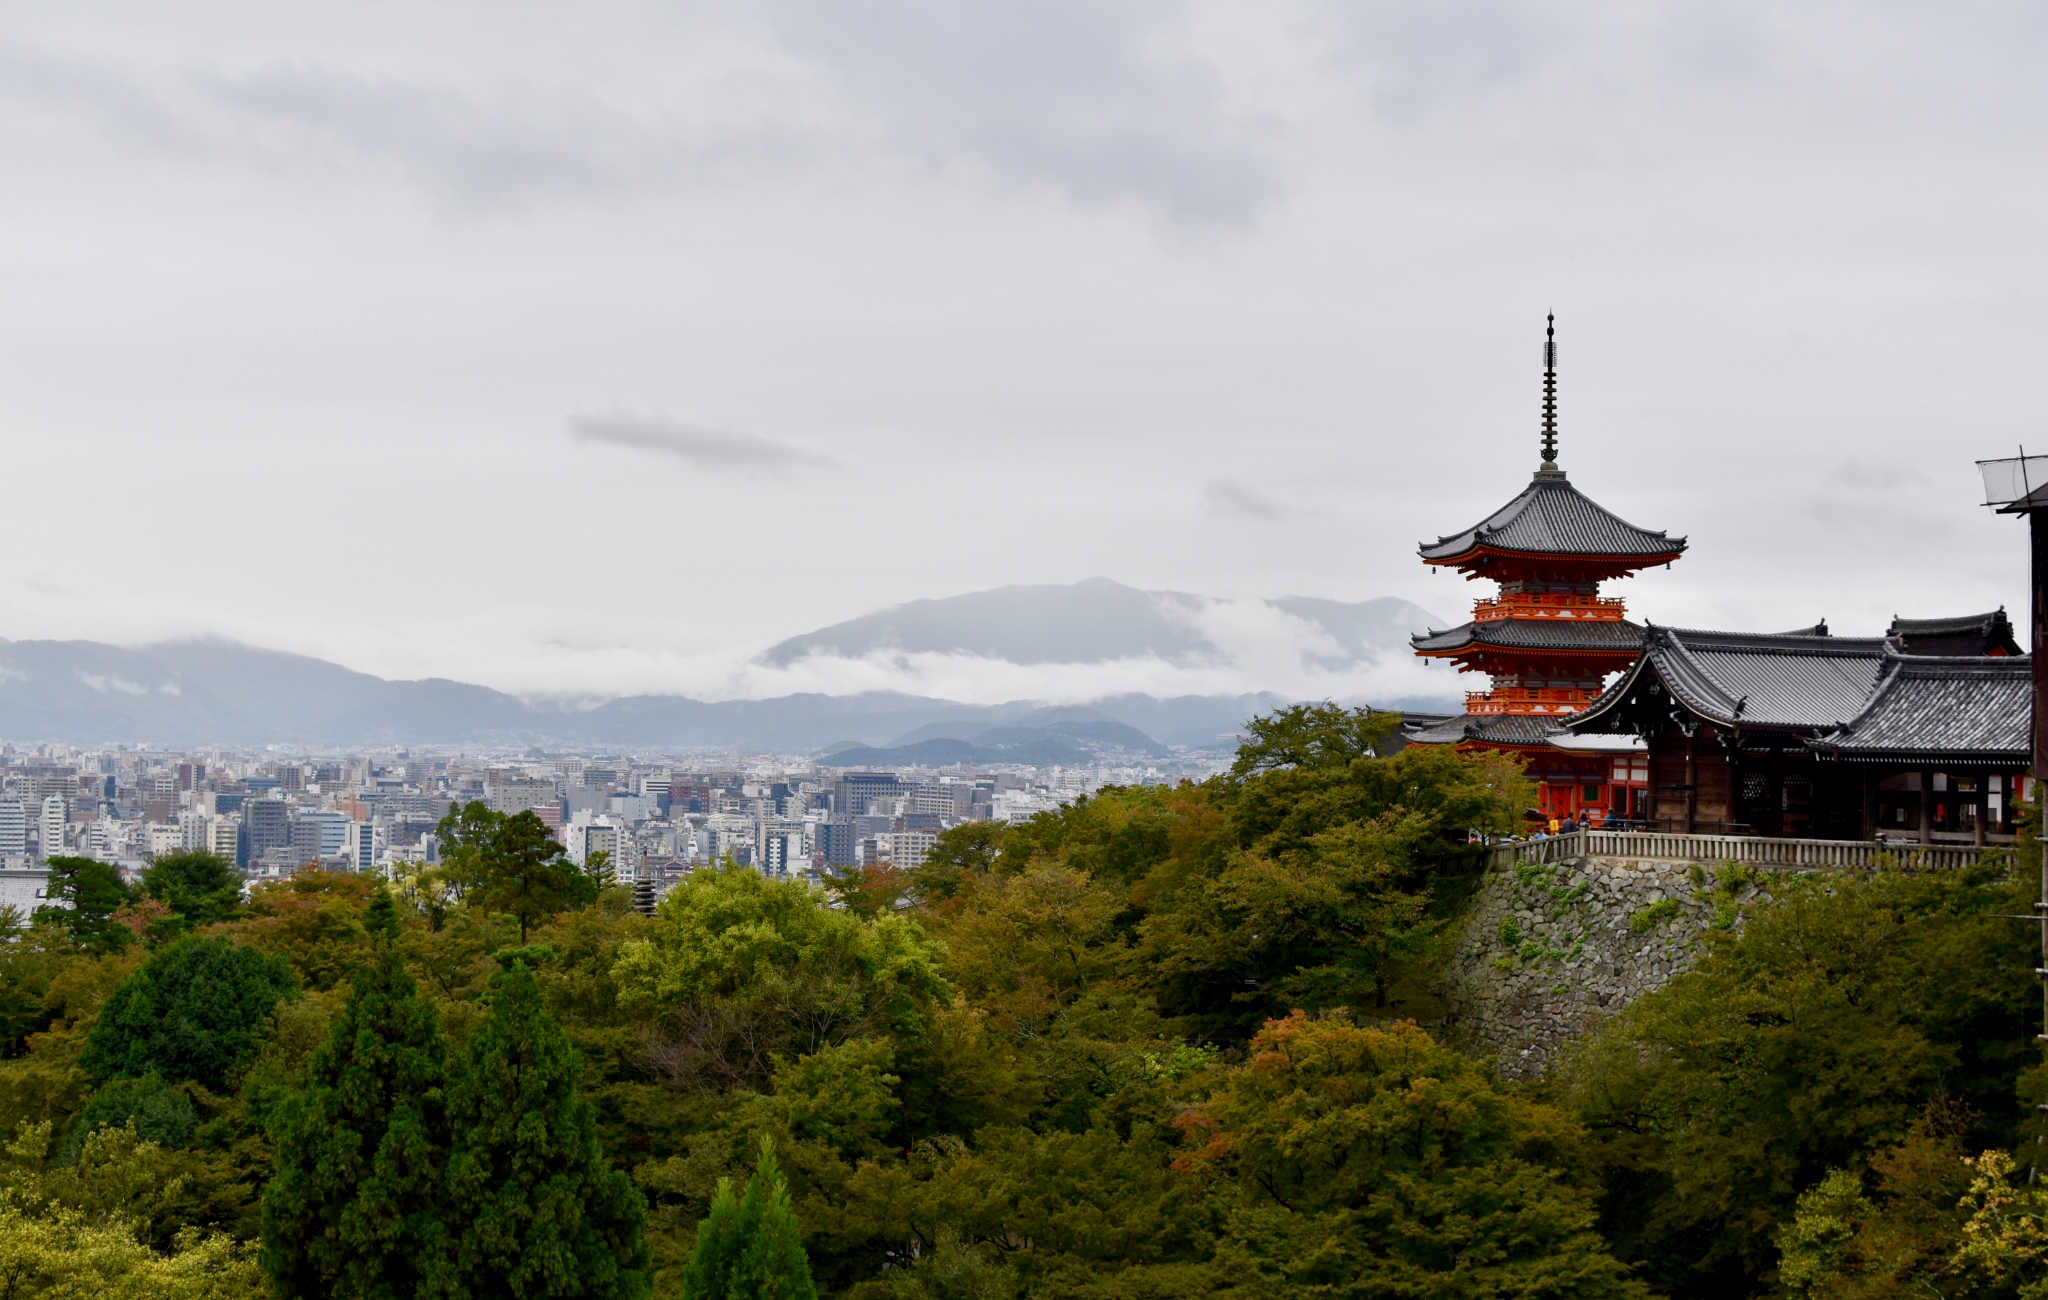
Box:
[0,744,1226,919]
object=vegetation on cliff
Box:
[0,703,2040,1297]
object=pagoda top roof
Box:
[1809,650,2030,763]
[1418,470,1687,566]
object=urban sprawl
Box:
[0,747,1228,917]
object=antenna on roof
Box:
[1539,314,1560,473]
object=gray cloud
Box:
[1,2,2043,698]
[1316,0,1570,123]
[569,413,834,473]
[759,0,1279,228]
[190,63,813,211]
[0,44,200,152]
[0,40,813,213]
[1204,478,1285,521]
[2,6,1277,227]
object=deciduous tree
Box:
[140,852,244,931]
[438,803,597,943]
[80,937,296,1091]
[1182,1011,1647,1298]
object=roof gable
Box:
[1571,625,1890,732]
[1886,609,2023,657]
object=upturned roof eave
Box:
[1419,542,1688,568]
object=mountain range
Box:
[0,581,1452,751]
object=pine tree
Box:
[438,956,650,1298]
[680,1137,818,1300]
[261,891,454,1297]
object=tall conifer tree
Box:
[261,891,453,1297]
[680,1137,818,1300]
[438,955,650,1298]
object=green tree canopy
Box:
[1184,1011,1647,1298]
[439,958,650,1298]
[62,1074,197,1159]
[80,937,297,1091]
[261,893,454,1298]
[38,857,134,953]
[613,865,950,1093]
[438,802,597,942]
[1564,861,2034,1296]
[140,851,244,930]
[681,1136,818,1300]
[1226,699,1402,783]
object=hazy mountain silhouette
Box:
[0,581,1453,748]
[763,577,1440,669]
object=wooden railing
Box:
[1466,687,1596,716]
[1486,829,1992,872]
[1471,593,1628,621]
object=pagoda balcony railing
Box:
[1471,593,1627,622]
[1466,688,1594,716]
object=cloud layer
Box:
[0,1,2037,707]
[569,413,832,473]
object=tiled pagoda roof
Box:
[1401,713,1564,747]
[1410,618,1644,655]
[1418,471,1686,565]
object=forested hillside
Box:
[0,705,2040,1297]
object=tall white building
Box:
[0,798,25,859]
[342,821,378,874]
[39,795,65,859]
[209,814,242,866]
[565,819,624,875]
[760,829,803,878]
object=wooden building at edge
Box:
[1563,616,2030,844]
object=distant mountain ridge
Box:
[0,581,1455,749]
[764,577,1438,669]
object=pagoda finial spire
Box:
[1539,313,1560,472]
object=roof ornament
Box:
[1538,314,1562,478]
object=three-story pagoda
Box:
[1407,318,1686,822]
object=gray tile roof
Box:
[1419,471,1686,563]
[1402,713,1565,746]
[1572,625,1891,731]
[1810,651,2031,761]
[1411,619,1645,654]
[1886,609,2022,657]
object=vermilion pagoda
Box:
[1406,319,1686,822]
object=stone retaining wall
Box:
[1439,852,1791,1077]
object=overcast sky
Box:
[3,2,2044,701]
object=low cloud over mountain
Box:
[0,580,1455,747]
